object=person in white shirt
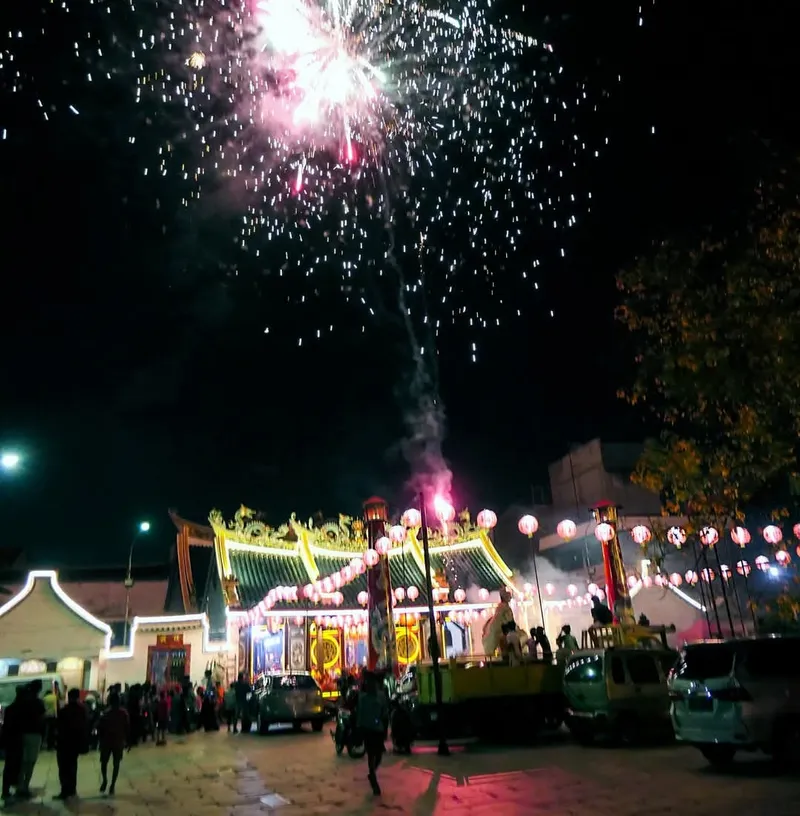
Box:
[503,622,523,666]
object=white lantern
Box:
[594,523,614,542]
[477,509,498,530]
[631,525,651,545]
[731,526,751,547]
[699,527,719,547]
[557,519,577,540]
[517,515,539,536]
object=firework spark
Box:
[3,0,627,355]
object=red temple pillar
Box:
[363,496,398,674]
[592,501,635,625]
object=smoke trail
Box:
[380,200,452,500]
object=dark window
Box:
[565,655,603,684]
[675,643,735,681]
[610,656,626,685]
[740,639,800,679]
[626,654,661,685]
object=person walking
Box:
[98,692,129,796]
[17,680,46,799]
[356,671,389,796]
[1,687,25,801]
[43,682,60,751]
[223,683,236,732]
[54,689,88,801]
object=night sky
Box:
[1,1,797,565]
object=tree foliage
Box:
[617,167,800,519]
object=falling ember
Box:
[294,163,304,193]
[187,51,206,70]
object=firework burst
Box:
[4,0,621,354]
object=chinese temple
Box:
[185,501,520,692]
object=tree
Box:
[617,174,800,521]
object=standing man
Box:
[43,681,60,751]
[356,671,390,796]
[233,672,249,734]
[17,680,46,799]
[54,689,87,801]
[98,692,129,795]
[1,687,25,801]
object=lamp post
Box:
[123,521,151,646]
[518,515,546,631]
[408,494,450,757]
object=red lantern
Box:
[454,588,466,603]
[375,536,391,555]
[700,527,719,547]
[720,565,732,580]
[477,509,498,530]
[685,570,698,585]
[631,525,651,545]
[394,587,406,602]
[341,566,353,582]
[544,583,554,596]
[627,575,638,589]
[363,549,379,567]
[594,523,613,543]
[731,526,751,547]
[763,525,783,545]
[669,572,682,586]
[407,585,419,601]
[332,572,343,588]
[303,584,314,599]
[402,508,421,528]
[755,555,770,571]
[736,560,751,576]
[389,525,406,543]
[517,515,539,536]
[434,495,455,523]
[776,550,791,566]
[558,519,577,540]
[357,591,369,606]
[478,587,489,601]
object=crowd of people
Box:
[0,671,259,804]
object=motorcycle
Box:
[389,694,414,754]
[331,706,365,758]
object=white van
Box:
[669,636,800,768]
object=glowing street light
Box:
[1,452,20,471]
[124,520,151,645]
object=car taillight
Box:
[710,686,752,702]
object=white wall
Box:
[103,626,236,690]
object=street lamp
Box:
[123,521,151,645]
[1,452,20,471]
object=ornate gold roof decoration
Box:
[209,505,495,552]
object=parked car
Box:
[668,636,800,768]
[564,647,677,744]
[255,672,327,734]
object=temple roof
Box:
[210,506,515,612]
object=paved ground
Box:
[1,727,797,815]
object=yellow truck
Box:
[408,656,565,741]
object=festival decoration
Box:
[763,525,783,545]
[731,526,751,547]
[631,525,651,545]
[594,523,614,542]
[667,526,687,548]
[476,509,498,530]
[402,509,422,529]
[517,515,539,536]
[557,519,577,540]
[699,527,719,547]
